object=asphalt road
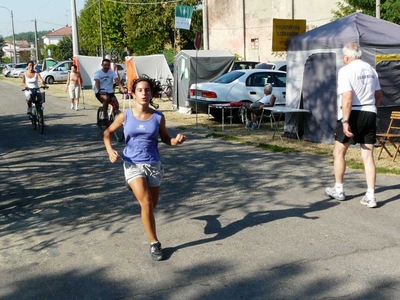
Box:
[0,81,400,300]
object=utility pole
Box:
[292,0,295,19]
[242,0,246,59]
[202,0,209,50]
[376,0,380,19]
[71,0,80,56]
[98,0,104,57]
[0,6,17,64]
[34,19,39,63]
[11,10,17,64]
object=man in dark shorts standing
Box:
[325,43,383,208]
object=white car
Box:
[188,69,286,119]
[10,62,28,78]
[41,60,73,84]
[2,63,14,77]
[256,61,287,72]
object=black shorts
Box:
[95,92,117,103]
[334,110,376,145]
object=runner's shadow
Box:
[163,199,338,259]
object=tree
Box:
[45,44,58,60]
[55,36,73,61]
[124,0,202,55]
[78,0,128,59]
[332,0,400,24]
[0,36,4,61]
[381,1,400,23]
[78,0,101,56]
[78,0,202,58]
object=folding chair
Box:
[376,111,400,161]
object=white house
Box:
[42,26,72,46]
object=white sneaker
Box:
[325,187,346,201]
[70,103,74,109]
[75,106,79,111]
[360,196,377,208]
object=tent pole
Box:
[195,50,198,127]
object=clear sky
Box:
[0,0,86,38]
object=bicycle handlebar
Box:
[22,86,49,91]
[99,88,128,95]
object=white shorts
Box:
[68,84,81,99]
[123,161,164,187]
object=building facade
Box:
[203,0,342,62]
[42,26,72,46]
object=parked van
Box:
[40,60,73,84]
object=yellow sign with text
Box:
[272,19,306,52]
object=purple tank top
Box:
[122,109,162,164]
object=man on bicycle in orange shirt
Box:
[93,58,125,124]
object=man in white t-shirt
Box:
[94,58,125,124]
[325,43,383,208]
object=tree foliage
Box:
[332,0,400,24]
[78,0,202,59]
[0,36,4,60]
[54,36,73,61]
[3,31,50,43]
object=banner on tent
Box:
[175,5,194,30]
[272,19,306,51]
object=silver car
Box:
[2,63,14,77]
[10,63,27,78]
[188,69,286,119]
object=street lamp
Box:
[0,6,17,64]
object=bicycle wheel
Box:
[38,106,44,134]
[97,107,105,130]
[165,86,173,100]
[112,110,124,142]
[31,106,37,130]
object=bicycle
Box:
[96,91,125,142]
[160,76,173,100]
[22,86,48,134]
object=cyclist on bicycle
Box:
[94,58,125,124]
[22,60,47,114]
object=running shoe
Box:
[360,196,377,208]
[325,187,346,201]
[150,241,164,261]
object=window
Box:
[274,73,286,87]
[212,71,244,84]
[246,72,286,87]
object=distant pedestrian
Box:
[103,76,186,261]
[66,64,83,110]
[325,42,383,208]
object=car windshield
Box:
[212,71,244,84]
